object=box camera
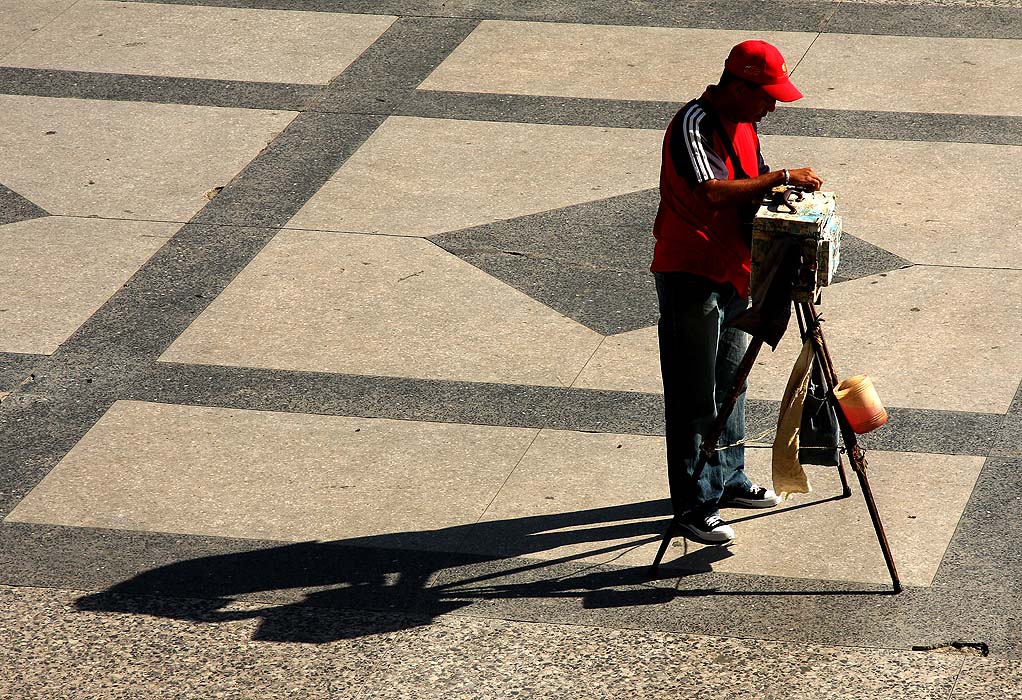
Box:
[751,187,842,303]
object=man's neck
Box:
[704,84,742,125]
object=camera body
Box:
[751,187,842,303]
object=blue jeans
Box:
[655,272,753,519]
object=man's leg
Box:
[655,272,731,521]
[717,291,781,508]
[716,292,752,492]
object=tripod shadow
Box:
[74,496,862,644]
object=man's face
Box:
[737,82,778,123]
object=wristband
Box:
[782,168,790,186]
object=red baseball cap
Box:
[724,40,803,102]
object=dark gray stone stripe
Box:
[400,93,1022,147]
[3,520,1021,656]
[112,0,1022,38]
[191,112,384,228]
[21,107,384,397]
[311,17,481,115]
[0,184,50,225]
[398,90,681,130]
[123,361,999,458]
[992,381,1022,458]
[0,353,45,393]
[4,71,1020,147]
[0,394,114,517]
[828,2,1022,39]
[0,16,502,524]
[933,457,1022,592]
[764,107,1022,147]
[0,67,321,111]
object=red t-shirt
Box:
[650,92,767,297]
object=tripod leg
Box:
[801,303,903,593]
[794,303,851,497]
[649,516,680,577]
[692,338,764,482]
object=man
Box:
[652,40,823,544]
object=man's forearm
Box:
[697,171,788,210]
[697,167,823,210]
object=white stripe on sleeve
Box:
[683,106,714,183]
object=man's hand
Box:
[787,167,823,191]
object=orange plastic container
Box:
[833,374,888,434]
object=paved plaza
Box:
[2,0,1022,697]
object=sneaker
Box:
[722,484,781,509]
[677,512,735,545]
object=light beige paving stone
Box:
[2,0,396,84]
[793,34,1022,116]
[3,401,538,542]
[761,136,1022,269]
[576,266,1022,414]
[285,116,662,237]
[0,217,176,355]
[751,266,1022,414]
[0,95,296,221]
[422,21,1020,117]
[160,230,604,386]
[478,430,984,587]
[420,22,817,102]
[573,327,662,394]
[0,0,77,58]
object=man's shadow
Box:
[75,499,745,643]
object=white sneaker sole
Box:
[677,521,735,545]
[724,496,781,509]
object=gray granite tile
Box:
[4,516,1022,656]
[1010,382,1022,414]
[120,0,1022,37]
[933,457,1022,592]
[547,387,666,435]
[992,414,1022,458]
[0,67,321,111]
[0,393,112,518]
[118,0,836,31]
[313,17,479,115]
[763,108,1022,146]
[0,352,44,394]
[431,189,659,336]
[828,2,1022,38]
[191,112,386,228]
[122,363,1001,457]
[0,523,453,621]
[860,406,1002,456]
[436,559,1022,656]
[432,191,914,336]
[17,224,278,396]
[403,90,681,130]
[832,233,913,283]
[0,183,49,225]
[127,362,574,429]
[399,94,1022,146]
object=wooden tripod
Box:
[649,300,903,593]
